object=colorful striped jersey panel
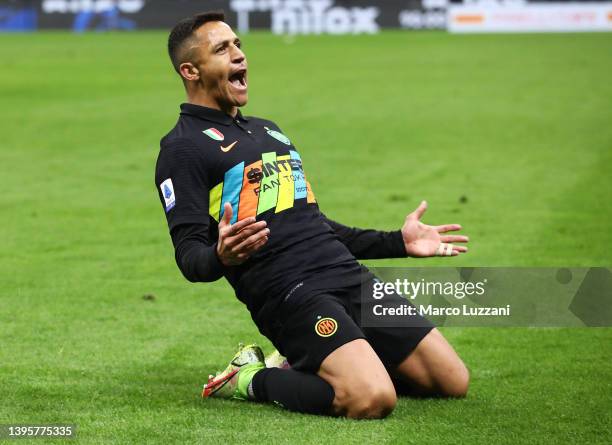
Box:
[209,151,316,222]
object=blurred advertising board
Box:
[1,1,609,33]
[1,0,446,32]
[448,1,612,33]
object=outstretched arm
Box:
[322,200,469,260]
[321,214,407,260]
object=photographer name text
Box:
[373,304,511,317]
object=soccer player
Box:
[155,11,470,419]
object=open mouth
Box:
[229,69,247,90]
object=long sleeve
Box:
[170,223,225,282]
[321,214,407,260]
[155,141,224,282]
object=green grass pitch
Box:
[0,31,611,443]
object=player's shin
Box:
[251,368,335,415]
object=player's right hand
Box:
[216,202,270,266]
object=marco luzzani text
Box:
[371,279,511,317]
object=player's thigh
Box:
[393,328,469,397]
[353,277,435,371]
[318,338,396,419]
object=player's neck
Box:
[187,92,238,117]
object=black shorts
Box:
[271,278,434,373]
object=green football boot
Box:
[202,343,265,400]
[264,349,291,370]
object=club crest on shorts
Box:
[315,317,338,337]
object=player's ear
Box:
[179,62,200,82]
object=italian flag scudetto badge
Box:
[203,128,224,141]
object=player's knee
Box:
[357,385,397,419]
[440,362,470,398]
[345,384,397,419]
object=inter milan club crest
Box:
[203,128,224,141]
[315,317,338,337]
[264,126,291,145]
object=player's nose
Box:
[231,45,245,64]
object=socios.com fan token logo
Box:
[265,127,291,145]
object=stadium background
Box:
[3,0,612,32]
[1,0,611,443]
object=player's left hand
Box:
[401,200,469,258]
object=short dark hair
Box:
[168,11,226,73]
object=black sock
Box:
[251,368,335,415]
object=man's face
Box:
[188,21,248,110]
